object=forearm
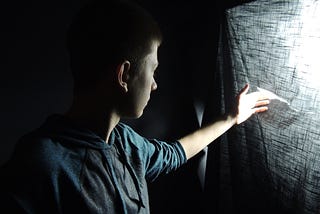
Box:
[179,114,237,160]
[179,84,270,160]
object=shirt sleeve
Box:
[144,139,187,182]
[118,123,187,182]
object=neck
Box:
[65,93,120,143]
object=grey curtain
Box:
[212,0,320,213]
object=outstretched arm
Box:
[179,84,270,160]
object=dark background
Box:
[0,0,252,213]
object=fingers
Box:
[254,99,270,107]
[253,106,268,113]
[248,92,270,101]
[258,94,270,101]
[240,84,272,101]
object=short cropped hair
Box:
[66,0,162,92]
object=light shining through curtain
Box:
[214,0,320,213]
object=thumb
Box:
[239,83,250,97]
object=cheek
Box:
[140,75,153,91]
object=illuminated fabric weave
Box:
[214,0,320,213]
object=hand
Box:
[234,84,270,124]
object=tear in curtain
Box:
[213,0,320,213]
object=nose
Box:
[151,78,157,91]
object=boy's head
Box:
[66,0,162,93]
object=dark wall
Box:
[0,0,81,164]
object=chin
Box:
[135,110,144,119]
[123,110,144,119]
[133,105,146,118]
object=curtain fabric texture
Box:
[214,0,320,213]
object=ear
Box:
[116,60,131,93]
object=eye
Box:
[153,70,158,79]
[152,63,159,78]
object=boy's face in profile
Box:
[126,41,160,118]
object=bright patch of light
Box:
[287,0,320,88]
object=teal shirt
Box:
[0,115,187,213]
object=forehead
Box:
[145,42,159,65]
